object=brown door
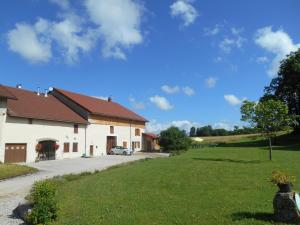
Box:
[90,145,94,157]
[106,136,117,154]
[4,144,27,163]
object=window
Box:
[137,142,140,148]
[64,143,70,153]
[74,124,79,134]
[135,128,140,136]
[73,143,78,152]
[110,126,114,134]
[123,141,127,148]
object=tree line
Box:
[189,125,257,137]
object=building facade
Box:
[0,85,147,163]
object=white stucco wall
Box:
[1,116,86,163]
[0,99,7,163]
[86,121,144,157]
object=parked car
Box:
[110,146,133,156]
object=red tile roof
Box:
[54,88,148,122]
[143,133,159,139]
[0,85,17,99]
[4,86,87,124]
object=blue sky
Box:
[1,0,299,133]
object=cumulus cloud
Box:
[7,23,52,63]
[182,86,195,96]
[85,0,143,60]
[205,77,218,88]
[7,0,144,63]
[204,24,221,36]
[149,95,173,111]
[49,0,70,9]
[161,85,180,94]
[256,56,269,64]
[224,94,245,106]
[219,36,246,53]
[255,26,300,77]
[129,96,145,110]
[146,119,199,133]
[170,0,198,27]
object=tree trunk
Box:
[268,137,273,161]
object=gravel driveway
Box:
[0,153,168,225]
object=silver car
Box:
[110,146,133,156]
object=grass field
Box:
[0,163,37,180]
[50,140,300,225]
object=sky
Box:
[0,0,299,133]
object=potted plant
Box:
[54,143,60,151]
[271,170,296,193]
[35,143,43,153]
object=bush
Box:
[159,126,191,152]
[26,180,58,225]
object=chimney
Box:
[108,97,112,102]
[37,87,40,96]
[16,84,22,89]
[44,89,48,97]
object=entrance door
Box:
[106,136,117,154]
[4,144,27,163]
[90,145,94,157]
[39,141,56,160]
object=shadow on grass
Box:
[231,212,275,223]
[193,158,262,164]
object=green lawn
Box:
[50,144,300,225]
[0,163,37,180]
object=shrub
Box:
[26,180,58,225]
[159,126,191,152]
[271,170,296,185]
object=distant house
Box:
[142,133,160,151]
[0,84,148,163]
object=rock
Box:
[13,203,32,222]
[273,192,300,222]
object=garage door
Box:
[4,144,27,163]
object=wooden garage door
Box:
[4,144,27,163]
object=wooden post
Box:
[269,137,273,161]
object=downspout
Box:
[84,125,87,157]
[130,121,132,150]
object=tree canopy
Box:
[241,99,297,160]
[160,127,191,152]
[264,49,300,131]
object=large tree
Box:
[264,49,300,131]
[160,127,191,152]
[241,99,297,160]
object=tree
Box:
[241,100,297,160]
[189,127,196,137]
[160,127,191,152]
[265,49,300,131]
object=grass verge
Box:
[0,163,38,180]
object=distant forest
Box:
[189,125,258,137]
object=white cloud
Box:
[204,24,221,36]
[219,36,246,53]
[182,86,195,96]
[170,0,198,27]
[129,96,145,110]
[7,23,52,63]
[149,95,173,111]
[255,27,300,77]
[256,56,269,64]
[224,94,245,106]
[85,0,143,60]
[205,77,218,88]
[231,27,244,35]
[161,85,180,94]
[146,119,199,133]
[49,0,70,9]
[213,121,236,131]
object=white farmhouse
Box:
[0,84,147,163]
